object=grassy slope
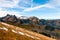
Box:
[0,22,56,40]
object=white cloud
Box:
[24,5,45,12]
[23,0,60,12]
[47,0,60,7]
[0,0,33,11]
[0,0,20,8]
[0,0,27,10]
[24,4,55,12]
[44,4,55,8]
[0,8,22,17]
[21,0,31,5]
[0,0,24,17]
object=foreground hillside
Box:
[0,22,56,40]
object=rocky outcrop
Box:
[0,14,17,22]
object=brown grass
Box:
[0,22,56,40]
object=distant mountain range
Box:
[0,14,60,39]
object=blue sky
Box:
[0,0,60,19]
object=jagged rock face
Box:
[1,14,18,23]
[39,19,47,25]
[20,19,30,24]
[8,15,17,22]
[0,14,60,29]
[55,20,60,26]
[0,14,11,22]
[29,16,39,24]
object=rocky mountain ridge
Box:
[0,14,60,39]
